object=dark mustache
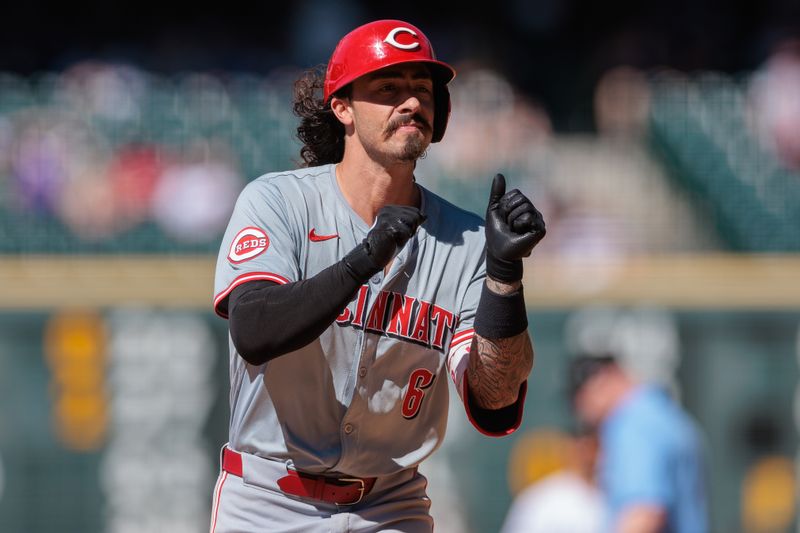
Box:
[385,114,431,135]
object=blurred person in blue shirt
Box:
[568,355,708,533]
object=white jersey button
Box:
[359,366,367,377]
[370,274,382,284]
[344,423,354,434]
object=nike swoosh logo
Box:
[309,228,339,242]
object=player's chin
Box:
[397,136,429,161]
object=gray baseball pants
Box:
[209,447,433,533]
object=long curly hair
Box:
[293,66,348,167]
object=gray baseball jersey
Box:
[213,163,524,479]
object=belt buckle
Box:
[337,477,365,506]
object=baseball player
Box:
[210,19,546,532]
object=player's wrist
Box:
[486,276,521,295]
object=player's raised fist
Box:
[364,205,427,269]
[484,173,546,282]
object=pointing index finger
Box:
[489,173,506,204]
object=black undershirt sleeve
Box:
[227,256,372,366]
[467,384,524,433]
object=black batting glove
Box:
[365,205,426,267]
[343,205,426,281]
[484,173,546,282]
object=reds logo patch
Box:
[228,227,270,264]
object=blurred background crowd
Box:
[1,1,799,532]
[0,0,798,255]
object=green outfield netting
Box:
[648,70,800,252]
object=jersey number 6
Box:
[401,368,435,419]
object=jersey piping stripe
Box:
[209,471,228,533]
[213,271,291,318]
[446,329,474,382]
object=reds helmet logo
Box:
[384,27,420,51]
[228,227,270,264]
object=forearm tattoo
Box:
[467,277,534,410]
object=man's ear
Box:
[330,96,353,126]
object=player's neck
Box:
[335,158,420,226]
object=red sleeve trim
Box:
[213,271,291,318]
[450,328,474,348]
[461,373,527,437]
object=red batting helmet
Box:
[324,19,456,143]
